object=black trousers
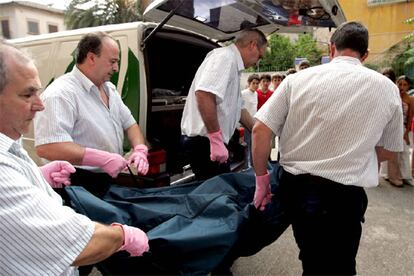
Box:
[181,135,230,181]
[279,169,368,275]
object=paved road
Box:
[232,178,414,276]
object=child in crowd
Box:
[241,74,260,167]
[270,73,284,92]
[257,73,273,110]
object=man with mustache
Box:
[181,28,267,181]
[34,32,148,183]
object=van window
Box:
[157,0,338,33]
[159,0,266,33]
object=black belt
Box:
[281,168,363,192]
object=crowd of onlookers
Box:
[242,59,310,121]
[379,69,414,187]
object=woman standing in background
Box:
[387,75,414,186]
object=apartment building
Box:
[339,0,414,61]
[0,1,65,39]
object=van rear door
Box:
[142,0,346,40]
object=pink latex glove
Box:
[127,145,149,175]
[82,148,127,178]
[111,223,149,257]
[254,173,272,211]
[40,161,76,188]
[207,129,228,163]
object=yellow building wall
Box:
[338,0,414,61]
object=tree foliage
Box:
[393,16,414,78]
[294,34,324,66]
[254,33,324,72]
[258,34,296,72]
[65,0,142,30]
[405,16,414,41]
[393,46,414,78]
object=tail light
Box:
[147,149,167,175]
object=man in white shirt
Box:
[181,29,267,180]
[0,41,149,275]
[34,32,149,187]
[241,74,259,167]
[252,22,403,275]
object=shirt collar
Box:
[229,44,245,72]
[330,56,362,66]
[72,65,99,93]
[0,132,20,154]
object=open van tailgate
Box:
[143,0,346,40]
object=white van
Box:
[10,0,346,184]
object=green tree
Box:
[250,33,325,72]
[294,34,324,66]
[405,16,414,41]
[393,46,414,78]
[65,0,142,30]
[256,34,296,72]
[389,16,414,78]
[402,16,414,78]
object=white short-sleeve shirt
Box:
[0,133,94,275]
[241,88,258,117]
[181,44,245,143]
[34,66,136,155]
[255,56,403,187]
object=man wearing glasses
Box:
[181,28,267,181]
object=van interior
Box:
[144,29,245,180]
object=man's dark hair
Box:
[330,21,368,58]
[381,68,396,83]
[76,32,113,64]
[247,73,260,83]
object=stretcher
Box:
[65,163,289,275]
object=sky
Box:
[0,0,72,10]
[31,0,72,10]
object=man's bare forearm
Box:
[252,121,273,176]
[196,91,220,133]
[72,222,123,266]
[36,142,85,164]
[240,108,254,132]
